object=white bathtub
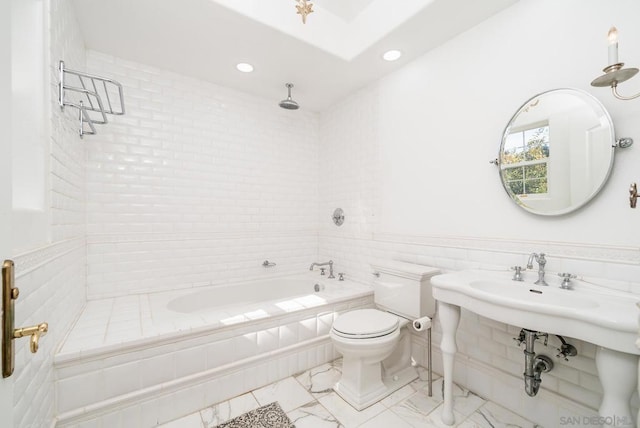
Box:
[167,275,330,313]
[54,273,374,427]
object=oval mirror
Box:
[498,88,615,216]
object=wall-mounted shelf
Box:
[58,60,125,138]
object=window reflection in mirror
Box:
[498,89,614,216]
[502,124,550,196]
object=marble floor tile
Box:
[252,376,315,412]
[295,361,342,399]
[156,360,536,428]
[358,409,414,428]
[393,397,466,428]
[391,384,442,419]
[199,392,260,427]
[287,401,343,428]
[463,401,536,428]
[318,392,386,428]
[380,383,420,408]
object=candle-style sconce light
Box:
[631,183,638,208]
[591,27,640,100]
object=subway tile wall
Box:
[84,52,320,298]
[11,1,89,427]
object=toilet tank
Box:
[370,261,440,319]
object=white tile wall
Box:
[83,51,320,298]
[11,2,88,428]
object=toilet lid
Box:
[332,309,399,339]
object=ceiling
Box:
[72,0,518,112]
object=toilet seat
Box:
[332,309,399,339]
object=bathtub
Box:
[54,273,374,427]
[167,275,335,314]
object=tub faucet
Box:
[309,260,334,279]
[527,253,548,286]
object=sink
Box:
[469,280,599,309]
[431,269,640,427]
[432,269,637,354]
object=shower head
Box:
[279,83,299,110]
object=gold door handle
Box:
[2,260,49,377]
[13,322,48,353]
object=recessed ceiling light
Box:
[236,63,254,73]
[382,50,402,61]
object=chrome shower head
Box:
[279,83,299,110]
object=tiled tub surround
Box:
[83,50,320,299]
[53,274,373,427]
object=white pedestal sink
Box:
[432,269,639,427]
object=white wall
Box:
[318,0,640,423]
[375,0,640,241]
[83,53,320,298]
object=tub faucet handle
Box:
[319,267,325,276]
[338,272,345,281]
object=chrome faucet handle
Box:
[537,253,546,267]
[510,266,524,281]
[558,273,576,290]
[338,272,345,281]
[319,267,326,276]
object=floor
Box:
[159,360,538,428]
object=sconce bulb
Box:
[608,26,618,44]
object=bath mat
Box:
[215,402,294,428]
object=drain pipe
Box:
[519,329,554,397]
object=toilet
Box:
[330,261,440,410]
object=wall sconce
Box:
[631,183,638,209]
[591,27,640,100]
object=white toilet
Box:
[330,261,440,410]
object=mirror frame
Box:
[498,88,615,216]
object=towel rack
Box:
[58,60,125,138]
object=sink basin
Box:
[469,280,599,309]
[432,269,638,355]
[432,269,640,427]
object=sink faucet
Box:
[309,260,335,279]
[526,253,548,286]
